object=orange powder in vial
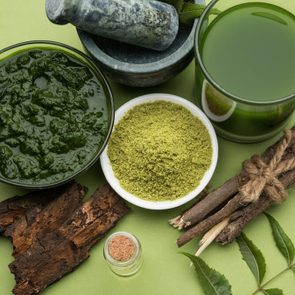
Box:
[108,235,135,262]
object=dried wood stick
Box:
[216,169,295,244]
[171,127,295,230]
[170,177,239,229]
[177,191,245,247]
[177,154,295,247]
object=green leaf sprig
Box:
[265,213,294,266]
[163,0,185,13]
[183,253,232,295]
[183,214,295,295]
[162,0,220,25]
[237,232,266,284]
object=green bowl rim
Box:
[0,40,115,189]
[194,0,295,106]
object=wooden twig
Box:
[177,128,295,247]
[177,191,244,247]
[170,177,239,229]
[216,169,295,244]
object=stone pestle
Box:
[46,0,179,51]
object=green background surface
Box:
[0,1,295,295]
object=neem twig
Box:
[177,191,244,247]
[216,169,295,245]
[175,127,295,248]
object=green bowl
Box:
[0,40,114,189]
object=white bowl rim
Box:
[100,93,218,210]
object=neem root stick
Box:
[174,127,295,249]
[216,169,295,245]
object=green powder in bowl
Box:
[107,100,213,202]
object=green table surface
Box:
[1,1,295,295]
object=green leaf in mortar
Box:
[182,253,232,295]
[161,0,184,13]
[265,213,295,266]
[179,3,206,25]
[264,288,284,295]
[162,1,220,25]
[236,233,266,284]
[179,3,220,25]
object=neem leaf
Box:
[236,233,266,284]
[265,213,295,266]
[161,0,184,13]
[264,288,284,295]
[179,3,206,25]
[179,3,220,25]
[183,253,232,295]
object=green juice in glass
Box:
[196,1,295,142]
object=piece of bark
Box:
[9,184,129,295]
[4,182,86,256]
[62,184,127,248]
[173,127,295,229]
[216,169,295,244]
[0,184,70,233]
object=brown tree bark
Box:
[4,182,86,256]
[0,183,129,295]
[0,183,72,233]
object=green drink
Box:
[195,0,295,142]
[202,2,295,102]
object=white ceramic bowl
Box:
[100,93,218,210]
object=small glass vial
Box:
[103,232,143,277]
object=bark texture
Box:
[0,182,129,295]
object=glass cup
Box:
[194,0,295,143]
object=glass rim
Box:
[195,0,295,106]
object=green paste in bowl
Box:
[0,45,112,187]
[107,101,213,201]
